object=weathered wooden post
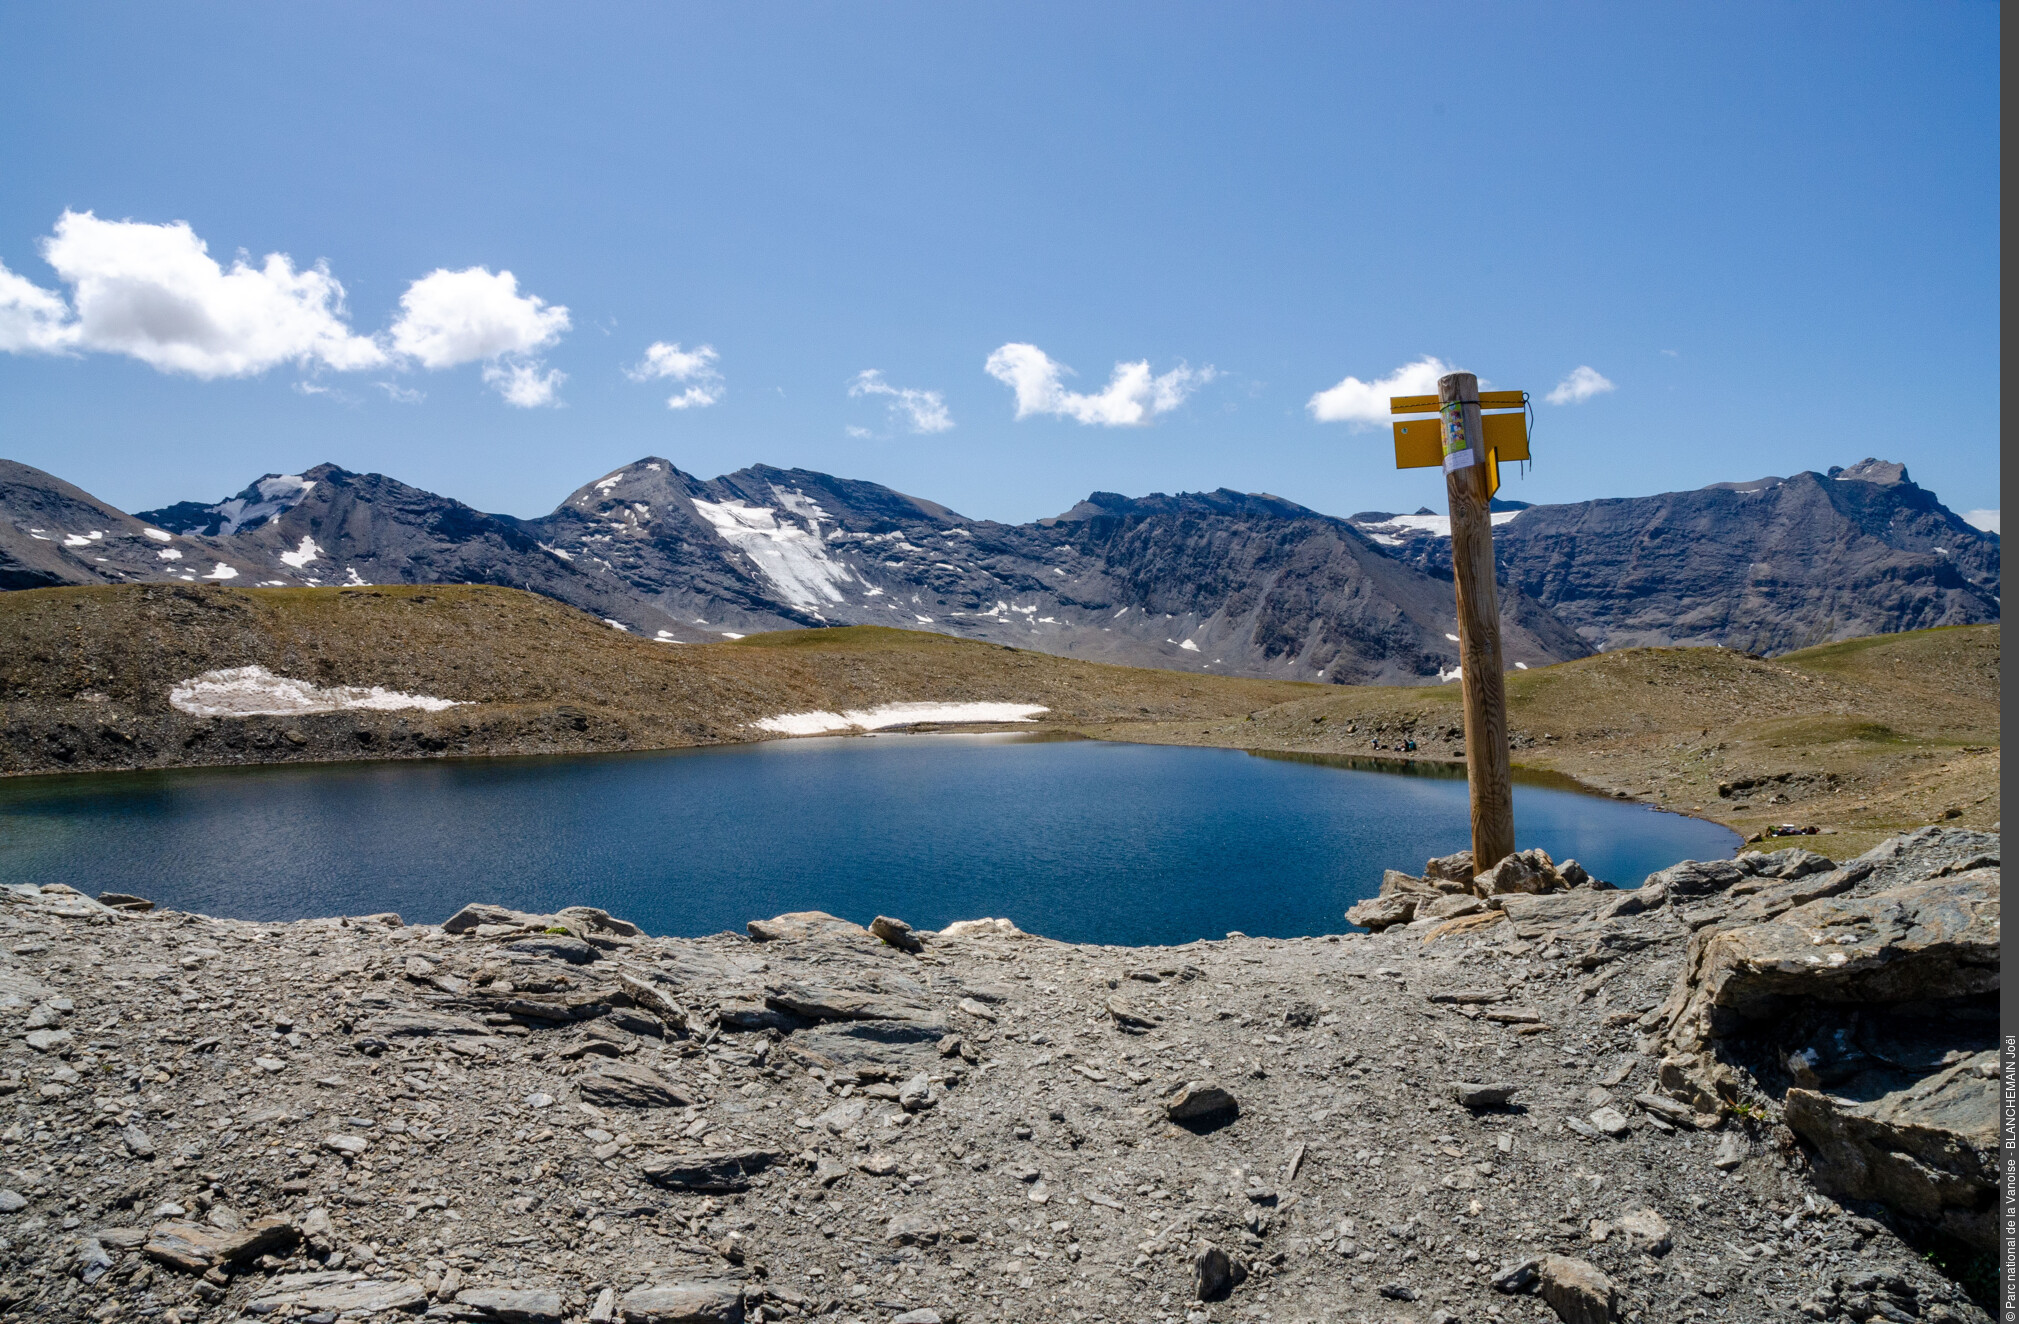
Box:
[1436,370,1516,869]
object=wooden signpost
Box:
[1388,373,1526,871]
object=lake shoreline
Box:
[0,735,1736,942]
[0,713,1761,848]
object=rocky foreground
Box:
[0,828,1998,1324]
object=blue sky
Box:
[0,3,2000,527]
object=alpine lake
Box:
[0,732,1737,946]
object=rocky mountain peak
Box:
[136,470,321,537]
[1833,457,1911,486]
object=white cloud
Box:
[1962,509,2000,535]
[663,385,719,410]
[0,258,76,353]
[845,425,873,439]
[0,210,386,377]
[481,359,566,408]
[627,340,723,410]
[0,214,579,407]
[376,381,425,404]
[388,266,569,406]
[1546,365,1615,405]
[984,343,1212,426]
[389,267,568,368]
[849,369,953,433]
[1307,355,1458,426]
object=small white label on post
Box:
[1440,405,1476,473]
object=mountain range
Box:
[0,453,1996,684]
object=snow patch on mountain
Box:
[279,536,321,568]
[1352,511,1521,540]
[691,496,853,607]
[169,666,465,718]
[753,701,1049,735]
[770,484,832,524]
[211,475,316,535]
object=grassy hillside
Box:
[1102,624,2000,856]
[0,583,1318,774]
[0,584,1997,857]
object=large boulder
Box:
[1785,1053,1998,1251]
[869,915,924,953]
[1846,826,2000,889]
[1380,868,1438,897]
[1346,894,1417,931]
[251,1275,429,1315]
[453,1288,566,1323]
[555,905,644,938]
[1645,830,2001,1254]
[1667,870,1998,1048]
[1472,849,1557,897]
[1423,850,1473,883]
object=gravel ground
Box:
[0,847,1990,1324]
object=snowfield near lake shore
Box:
[753,701,1048,735]
[168,665,465,718]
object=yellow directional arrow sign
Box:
[1390,391,1529,495]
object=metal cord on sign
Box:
[1521,390,1534,481]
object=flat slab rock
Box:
[578,1060,692,1108]
[144,1216,297,1271]
[253,1271,429,1313]
[452,1285,568,1321]
[764,982,937,1023]
[745,911,870,944]
[640,1149,778,1193]
[787,1018,946,1077]
[618,1280,745,1323]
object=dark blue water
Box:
[0,735,1735,946]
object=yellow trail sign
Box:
[1389,390,1526,414]
[1391,410,1528,492]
